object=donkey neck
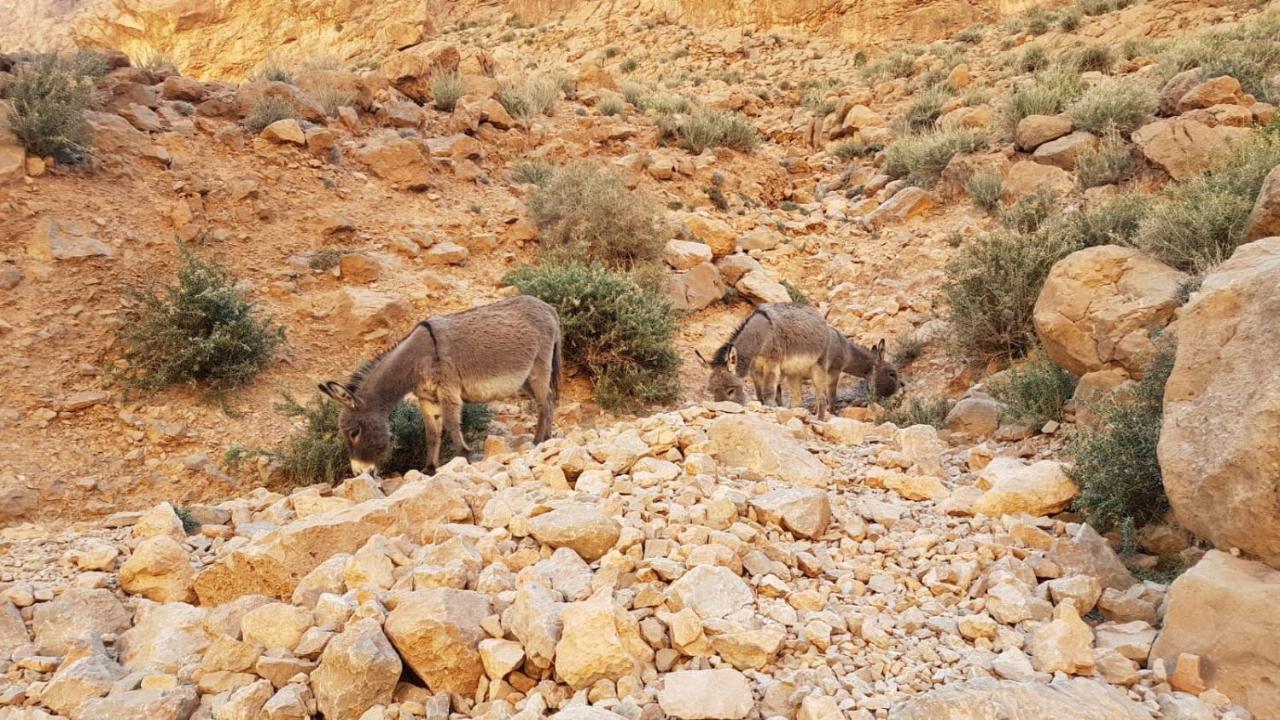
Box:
[355,325,436,411]
[842,339,876,376]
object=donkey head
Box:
[698,348,748,404]
[318,380,391,475]
[868,339,902,398]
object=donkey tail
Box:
[550,332,563,405]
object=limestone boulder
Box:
[682,215,736,257]
[554,589,652,689]
[973,458,1077,517]
[1159,69,1204,116]
[1032,131,1098,171]
[1159,238,1280,567]
[352,130,432,190]
[1016,114,1073,151]
[1003,160,1072,200]
[0,137,24,185]
[0,601,29,655]
[311,618,401,720]
[384,589,490,695]
[118,601,209,673]
[749,487,830,539]
[658,668,754,719]
[118,535,195,603]
[1177,76,1248,112]
[667,565,753,619]
[79,687,199,720]
[529,504,621,562]
[664,239,713,270]
[261,118,305,145]
[866,187,938,228]
[944,397,1002,437]
[1034,245,1187,377]
[889,678,1153,720]
[1132,117,1230,180]
[735,271,792,305]
[708,415,832,487]
[669,261,726,312]
[27,217,112,261]
[32,588,131,655]
[1151,550,1280,717]
[1243,165,1280,242]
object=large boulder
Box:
[384,589,490,695]
[1033,245,1187,377]
[1152,550,1280,717]
[973,458,1077,517]
[528,504,621,562]
[311,619,401,720]
[351,130,432,190]
[707,415,832,487]
[1003,160,1072,200]
[669,261,727,312]
[658,668,754,719]
[1158,238,1280,567]
[889,678,1153,719]
[1032,131,1098,171]
[554,589,652,689]
[1243,165,1280,242]
[118,601,209,673]
[1131,117,1230,180]
[118,535,195,603]
[32,589,131,655]
[1015,114,1073,151]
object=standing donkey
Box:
[319,295,562,475]
[820,331,901,405]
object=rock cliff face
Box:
[2,0,1021,80]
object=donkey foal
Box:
[320,295,562,475]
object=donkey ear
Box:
[726,346,739,367]
[318,381,358,409]
[874,338,887,355]
[694,349,710,367]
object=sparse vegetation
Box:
[666,109,760,154]
[881,394,954,428]
[1155,11,1280,102]
[499,75,560,121]
[5,54,97,160]
[1067,78,1157,134]
[1000,189,1057,233]
[174,507,199,534]
[781,280,810,305]
[621,82,647,107]
[1059,10,1081,32]
[505,263,680,410]
[892,332,927,367]
[860,47,921,82]
[884,127,987,186]
[1001,69,1086,132]
[115,252,284,394]
[598,95,626,116]
[965,170,1004,212]
[832,139,882,160]
[1074,44,1116,72]
[310,85,357,116]
[254,56,294,83]
[1075,131,1134,188]
[431,70,465,111]
[620,58,639,74]
[308,248,343,271]
[527,163,665,273]
[640,94,691,115]
[901,87,950,132]
[1019,45,1051,74]
[988,349,1078,426]
[954,25,985,44]
[1070,343,1175,532]
[511,159,555,186]
[704,178,729,211]
[244,97,298,133]
[1136,128,1280,271]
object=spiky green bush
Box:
[1075,131,1134,188]
[504,263,680,409]
[245,97,298,133]
[988,349,1078,426]
[116,252,284,393]
[883,127,987,186]
[1001,69,1087,132]
[668,109,760,153]
[5,54,97,159]
[431,70,465,112]
[1067,78,1157,134]
[965,170,1004,212]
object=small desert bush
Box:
[988,349,1078,426]
[1075,131,1134,188]
[1019,45,1052,73]
[245,97,298,133]
[234,392,490,484]
[311,86,357,116]
[965,170,1004,212]
[254,57,293,83]
[620,82,648,107]
[1074,44,1117,72]
[598,95,626,116]
[668,109,759,153]
[832,139,882,160]
[1052,191,1149,247]
[1079,0,1116,15]
[1155,12,1280,102]
[308,248,343,271]
[1067,78,1157,134]
[1135,128,1280,271]
[431,70,465,111]
[1001,69,1087,131]
[642,94,691,115]
[881,394,954,428]
[1070,343,1175,532]
[943,229,1077,359]
[511,159,555,186]
[1059,10,1081,31]
[884,127,987,186]
[620,58,639,73]
[527,163,665,272]
[5,54,97,159]
[901,87,950,132]
[499,75,560,120]
[115,252,284,393]
[861,48,920,82]
[999,189,1057,233]
[892,332,928,366]
[504,263,680,409]
[781,280,810,305]
[954,25,986,44]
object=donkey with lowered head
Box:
[820,331,901,405]
[319,295,562,475]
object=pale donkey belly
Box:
[461,372,530,402]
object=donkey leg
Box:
[418,399,443,472]
[786,375,804,410]
[525,378,553,444]
[810,366,829,420]
[827,372,840,410]
[442,395,470,457]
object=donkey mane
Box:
[343,321,435,394]
[713,309,768,366]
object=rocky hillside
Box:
[3,0,1280,718]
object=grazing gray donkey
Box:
[701,303,834,419]
[820,331,901,405]
[319,295,561,475]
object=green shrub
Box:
[511,159,555,186]
[1019,45,1052,73]
[954,25,986,44]
[883,127,987,185]
[832,139,882,160]
[308,248,343,271]
[5,54,96,159]
[385,402,492,472]
[1155,12,1280,102]
[640,93,690,115]
[901,87,950,132]
[1000,189,1057,233]
[892,331,927,366]
[527,163,665,272]
[620,58,639,73]
[173,507,200,534]
[245,97,298,133]
[861,48,919,82]
[499,75,560,120]
[254,57,293,83]
[621,82,648,107]
[1067,78,1157,134]
[669,109,760,153]
[988,349,1078,426]
[504,263,680,409]
[431,70,465,111]
[1079,0,1115,15]
[115,252,284,393]
[781,280,810,304]
[310,86,357,116]
[1074,44,1116,72]
[1001,69,1086,131]
[1059,10,1081,31]
[1070,343,1175,531]
[1075,131,1134,188]
[944,229,1077,359]
[966,170,1004,212]
[603,46,622,59]
[881,394,954,428]
[598,95,626,116]
[1135,129,1280,271]
[704,180,729,211]
[1051,191,1149,247]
